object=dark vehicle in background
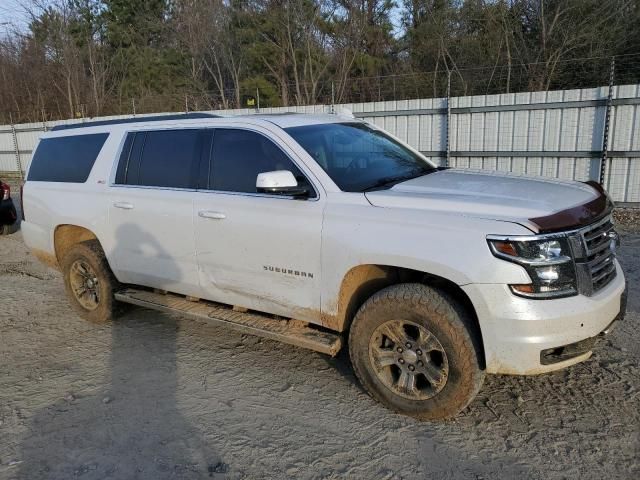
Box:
[0,180,18,235]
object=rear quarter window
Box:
[27,133,109,183]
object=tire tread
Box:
[348,283,485,420]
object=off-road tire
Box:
[61,240,120,324]
[349,283,485,420]
[1,223,18,235]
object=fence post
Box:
[445,70,452,168]
[8,113,24,182]
[600,56,615,185]
[331,81,335,114]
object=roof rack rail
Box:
[50,113,220,131]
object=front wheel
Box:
[61,240,119,323]
[349,283,485,420]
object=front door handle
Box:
[198,210,226,220]
[113,202,134,210]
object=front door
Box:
[194,127,324,323]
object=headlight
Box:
[487,236,577,299]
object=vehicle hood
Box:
[364,169,609,233]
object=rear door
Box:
[194,127,325,323]
[108,128,204,297]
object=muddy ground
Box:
[0,222,638,479]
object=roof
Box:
[232,113,357,128]
[50,113,220,131]
[48,112,356,133]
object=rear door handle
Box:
[198,210,226,220]
[113,202,134,210]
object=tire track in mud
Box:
[0,261,56,280]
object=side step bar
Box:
[115,288,343,356]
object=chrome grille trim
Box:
[587,239,613,257]
[572,215,617,295]
[593,263,616,284]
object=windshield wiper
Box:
[362,175,412,192]
[362,168,436,192]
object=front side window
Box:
[116,129,201,189]
[210,128,313,195]
[285,122,436,192]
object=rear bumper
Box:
[0,198,17,225]
[463,261,626,375]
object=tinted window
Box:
[210,129,310,194]
[118,129,201,188]
[285,123,435,192]
[114,133,134,184]
[28,133,108,183]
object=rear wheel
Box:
[61,241,119,323]
[349,283,484,420]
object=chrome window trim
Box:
[109,184,198,193]
[109,177,318,202]
[194,188,320,202]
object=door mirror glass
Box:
[256,170,309,197]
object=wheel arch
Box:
[53,224,101,264]
[330,264,486,369]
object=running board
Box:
[115,288,342,356]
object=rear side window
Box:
[28,133,108,183]
[116,129,201,189]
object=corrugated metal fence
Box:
[1,84,639,205]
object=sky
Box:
[0,0,32,33]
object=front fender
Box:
[320,199,533,329]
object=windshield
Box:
[285,122,436,192]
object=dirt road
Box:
[1,227,638,480]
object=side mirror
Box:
[256,170,309,198]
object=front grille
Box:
[573,216,618,295]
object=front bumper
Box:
[462,261,626,375]
[0,198,17,225]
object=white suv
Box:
[21,113,627,419]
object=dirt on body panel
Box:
[30,248,59,270]
[322,264,396,331]
[53,224,98,262]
